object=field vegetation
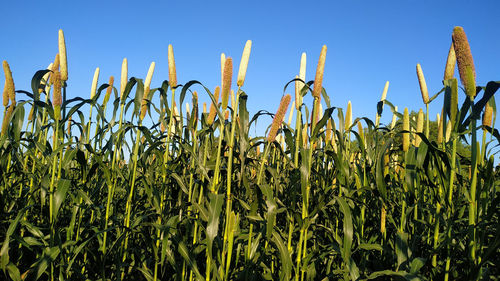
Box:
[0,27,499,280]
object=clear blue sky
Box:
[2,0,499,136]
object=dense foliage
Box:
[0,29,499,281]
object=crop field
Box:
[0,27,499,280]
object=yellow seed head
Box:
[381,205,387,235]
[437,112,443,144]
[381,81,389,101]
[483,100,493,128]
[302,125,308,148]
[145,62,155,90]
[225,109,230,120]
[402,107,409,152]
[203,102,207,114]
[173,103,180,122]
[299,52,306,83]
[416,64,429,104]
[221,53,226,88]
[103,76,114,106]
[168,45,177,88]
[444,43,456,80]
[90,67,100,99]
[295,53,307,110]
[345,101,352,130]
[312,45,327,99]
[186,102,191,118]
[452,26,476,99]
[357,121,364,141]
[237,40,252,87]
[415,108,424,147]
[141,62,155,118]
[326,119,332,143]
[390,106,398,129]
[445,119,452,142]
[50,54,60,84]
[3,61,15,106]
[53,71,62,120]
[287,100,295,126]
[268,94,291,142]
[121,58,128,101]
[1,103,15,136]
[207,86,220,125]
[221,57,233,111]
[2,80,8,107]
[58,29,68,81]
[294,75,301,110]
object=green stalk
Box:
[49,120,59,224]
[425,103,430,139]
[121,121,143,277]
[468,97,478,264]
[224,88,240,242]
[222,88,240,278]
[444,137,457,280]
[247,143,271,262]
[210,120,225,193]
[102,101,126,255]
[432,202,441,267]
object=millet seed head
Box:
[444,43,456,80]
[90,67,100,99]
[168,45,177,88]
[312,45,327,99]
[3,61,15,106]
[121,58,128,101]
[452,26,476,99]
[221,57,233,111]
[381,81,389,101]
[483,100,493,128]
[58,29,68,81]
[268,94,291,142]
[416,64,430,104]
[237,40,252,87]
[103,76,114,106]
[50,54,60,84]
[53,71,62,120]
[207,86,220,125]
[402,107,410,152]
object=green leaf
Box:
[206,193,224,256]
[179,241,204,281]
[6,262,21,281]
[271,232,292,280]
[335,196,359,280]
[53,179,71,221]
